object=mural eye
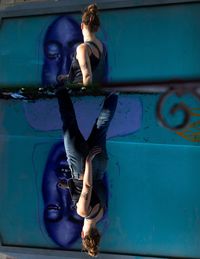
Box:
[45,42,61,60]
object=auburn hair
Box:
[82,228,101,257]
[82,4,100,33]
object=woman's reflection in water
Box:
[56,88,118,256]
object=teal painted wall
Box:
[0,2,200,258]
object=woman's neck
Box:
[83,31,96,43]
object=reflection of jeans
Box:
[56,87,118,180]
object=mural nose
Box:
[59,54,70,78]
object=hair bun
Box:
[87,4,98,15]
[89,247,98,257]
[82,4,100,32]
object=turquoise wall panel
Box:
[104,141,200,257]
[104,4,200,82]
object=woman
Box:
[58,4,107,87]
[57,4,118,256]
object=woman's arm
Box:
[76,44,92,86]
[76,159,93,217]
[76,147,101,217]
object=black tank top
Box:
[68,41,106,84]
[67,178,103,219]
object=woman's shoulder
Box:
[77,40,104,54]
[76,43,88,52]
[76,43,93,58]
[85,203,104,223]
[94,39,104,53]
[85,39,103,54]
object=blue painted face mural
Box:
[42,16,84,247]
[42,16,83,86]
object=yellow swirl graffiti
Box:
[176,108,200,142]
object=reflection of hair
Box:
[82,228,100,257]
[82,4,100,33]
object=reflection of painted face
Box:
[42,141,109,248]
[42,142,83,247]
[42,16,83,86]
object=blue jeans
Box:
[56,88,118,180]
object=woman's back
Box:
[69,40,106,85]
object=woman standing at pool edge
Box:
[57,4,118,257]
